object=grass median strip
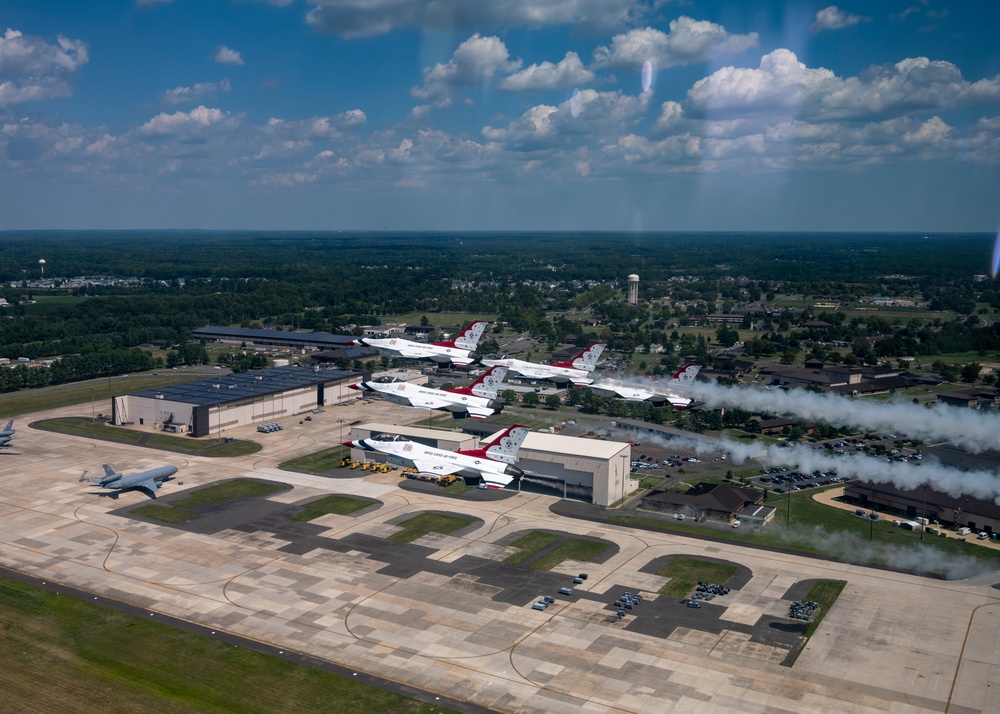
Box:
[33,417,261,456]
[0,576,456,713]
[132,504,197,523]
[290,495,373,522]
[388,513,475,543]
[656,558,738,598]
[529,538,608,572]
[171,480,285,508]
[504,531,560,565]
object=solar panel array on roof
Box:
[193,326,356,347]
[126,366,361,407]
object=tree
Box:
[544,394,561,410]
[523,391,540,408]
[501,389,518,405]
[961,362,982,383]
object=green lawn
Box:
[281,446,349,473]
[656,558,739,598]
[132,504,197,523]
[529,538,608,572]
[387,513,475,543]
[503,531,561,565]
[289,495,374,522]
[638,475,666,490]
[171,480,285,508]
[33,417,261,457]
[0,576,454,713]
[802,580,847,639]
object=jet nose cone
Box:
[342,441,356,447]
[348,383,361,391]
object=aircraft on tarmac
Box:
[344,423,530,489]
[352,321,488,366]
[589,363,702,408]
[349,365,509,420]
[481,342,606,386]
[0,420,16,447]
[80,464,178,498]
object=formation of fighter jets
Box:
[349,365,509,420]
[345,424,530,489]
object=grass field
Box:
[503,531,561,565]
[656,558,739,598]
[171,480,285,508]
[801,580,847,638]
[280,446,349,473]
[132,503,197,523]
[0,372,204,417]
[387,513,475,543]
[33,417,262,457]
[289,495,374,522]
[529,538,609,572]
[0,576,454,713]
[613,485,1000,578]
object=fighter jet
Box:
[80,464,178,498]
[589,363,702,408]
[481,342,606,386]
[352,321,488,367]
[344,423,530,488]
[349,365,509,420]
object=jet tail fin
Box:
[457,424,531,465]
[435,321,488,350]
[550,342,606,370]
[2,420,12,432]
[668,363,701,386]
[446,365,508,399]
[102,464,117,478]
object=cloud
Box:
[0,29,89,107]
[498,52,595,92]
[138,105,239,140]
[686,49,1000,122]
[214,45,245,66]
[410,34,521,109]
[593,17,759,71]
[136,0,173,9]
[163,79,231,106]
[811,6,869,33]
[305,0,648,38]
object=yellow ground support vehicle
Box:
[437,474,457,487]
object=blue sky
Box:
[2,0,1000,231]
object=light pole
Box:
[336,419,346,458]
[920,485,927,541]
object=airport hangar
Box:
[345,422,636,506]
[112,365,367,437]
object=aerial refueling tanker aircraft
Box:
[352,321,488,367]
[81,464,178,498]
[589,363,702,408]
[350,365,509,420]
[344,424,530,489]
[0,420,15,447]
[481,342,606,386]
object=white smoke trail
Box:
[630,431,1000,504]
[678,380,1000,454]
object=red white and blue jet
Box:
[589,363,702,408]
[349,365,509,420]
[481,342,606,386]
[353,320,488,366]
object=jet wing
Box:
[480,471,514,489]
[410,458,464,478]
[464,404,497,419]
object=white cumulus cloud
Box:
[499,52,594,92]
[0,29,89,107]
[138,105,237,139]
[593,17,758,71]
[411,34,521,109]
[811,6,869,33]
[215,45,245,66]
[163,78,231,106]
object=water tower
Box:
[627,273,639,305]
[39,259,46,278]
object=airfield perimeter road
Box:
[2,401,999,713]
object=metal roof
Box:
[193,326,356,347]
[125,365,362,407]
[486,430,630,459]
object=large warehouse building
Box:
[113,365,365,437]
[345,423,633,506]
